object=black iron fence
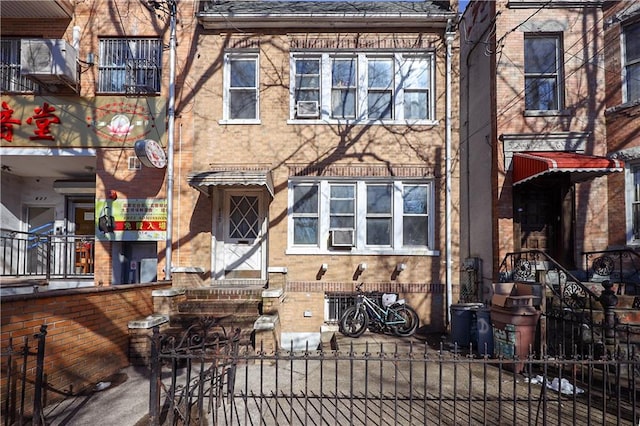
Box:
[149,318,242,426]
[1,325,47,426]
[149,325,639,426]
[0,228,94,279]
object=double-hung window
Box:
[291,52,434,123]
[366,184,392,245]
[524,34,563,111]
[330,184,356,230]
[294,57,321,117]
[289,180,435,254]
[623,21,640,103]
[627,165,640,244]
[98,38,162,94]
[367,58,394,120]
[331,58,357,119]
[403,185,429,246]
[292,184,319,245]
[403,57,430,120]
[224,52,259,121]
[0,38,37,93]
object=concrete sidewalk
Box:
[42,365,152,426]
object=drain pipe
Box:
[165,0,177,281]
[445,19,455,325]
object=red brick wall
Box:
[603,2,640,247]
[0,283,170,418]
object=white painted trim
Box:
[625,161,640,246]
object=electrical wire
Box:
[464,1,639,144]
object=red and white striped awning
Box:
[512,151,624,185]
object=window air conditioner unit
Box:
[330,229,355,247]
[21,39,77,87]
[296,101,320,118]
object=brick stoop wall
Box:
[0,282,171,417]
[144,283,285,357]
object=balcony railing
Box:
[0,228,94,280]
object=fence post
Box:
[149,325,160,426]
[32,324,47,426]
[599,280,618,354]
[45,235,51,281]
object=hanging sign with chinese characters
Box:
[95,198,167,241]
[0,96,166,147]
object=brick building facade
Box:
[603,1,640,247]
[460,0,622,301]
[1,0,460,348]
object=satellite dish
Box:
[134,139,167,169]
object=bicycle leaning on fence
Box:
[339,283,420,338]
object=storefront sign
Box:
[96,198,167,241]
[0,96,166,147]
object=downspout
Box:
[445,19,455,325]
[165,0,177,280]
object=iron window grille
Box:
[0,38,38,93]
[98,38,162,94]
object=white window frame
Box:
[292,56,321,118]
[622,21,640,104]
[365,183,393,247]
[98,38,162,94]
[222,51,260,124]
[289,52,435,125]
[291,183,320,246]
[287,179,437,255]
[523,33,564,111]
[625,162,640,246]
[0,38,37,93]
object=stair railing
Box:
[498,249,606,358]
[583,248,640,294]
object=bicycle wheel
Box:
[339,306,369,337]
[389,305,419,337]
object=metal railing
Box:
[148,326,639,426]
[583,248,640,294]
[498,250,604,354]
[0,228,94,279]
[1,325,47,426]
[149,318,241,426]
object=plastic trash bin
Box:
[450,303,483,347]
[475,307,494,357]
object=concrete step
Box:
[184,285,264,301]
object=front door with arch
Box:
[215,190,266,280]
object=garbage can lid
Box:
[451,302,484,310]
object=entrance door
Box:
[70,200,95,274]
[72,202,95,236]
[516,187,555,252]
[514,178,574,267]
[222,191,264,279]
[26,207,54,274]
